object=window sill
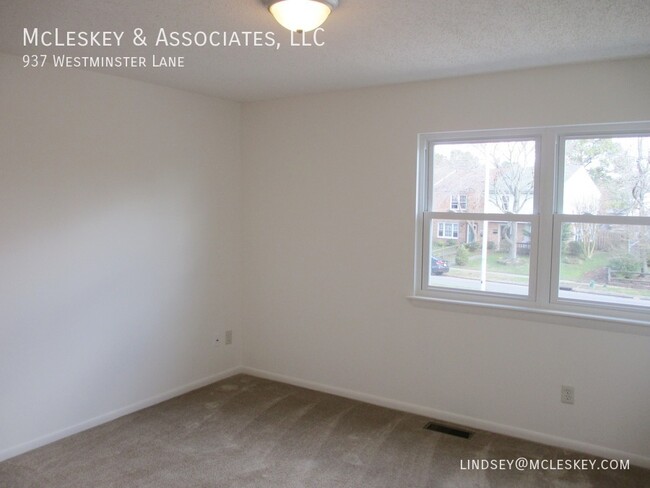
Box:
[407,295,650,336]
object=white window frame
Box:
[413,122,650,328]
[500,195,510,211]
[450,194,468,211]
[437,221,459,239]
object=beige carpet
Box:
[1,374,648,487]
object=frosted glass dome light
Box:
[264,0,339,32]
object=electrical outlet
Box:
[213,334,222,348]
[225,330,233,345]
[561,385,575,405]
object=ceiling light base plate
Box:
[262,0,339,9]
[263,0,339,33]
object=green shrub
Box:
[561,223,574,247]
[562,256,583,265]
[609,255,641,279]
[566,240,583,257]
[455,245,469,266]
[487,241,496,251]
[465,241,480,252]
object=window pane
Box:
[459,195,468,210]
[562,136,650,216]
[429,219,531,296]
[432,140,536,214]
[558,223,650,308]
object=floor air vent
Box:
[424,421,473,439]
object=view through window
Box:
[427,139,536,297]
[557,136,650,308]
[416,123,650,322]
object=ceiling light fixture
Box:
[263,0,339,33]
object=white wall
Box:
[241,58,650,465]
[0,53,242,458]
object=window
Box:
[438,222,459,239]
[500,195,510,211]
[423,135,538,297]
[555,134,650,309]
[450,194,468,211]
[415,123,650,326]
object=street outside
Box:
[429,274,650,307]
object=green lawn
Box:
[446,248,650,300]
[445,251,530,285]
[457,250,613,284]
[558,252,609,282]
[462,251,530,275]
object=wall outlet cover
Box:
[561,385,575,405]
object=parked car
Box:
[430,256,450,275]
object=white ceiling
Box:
[1,0,650,101]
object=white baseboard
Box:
[242,367,650,469]
[0,366,244,463]
[4,365,648,470]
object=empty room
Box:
[1,1,650,486]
